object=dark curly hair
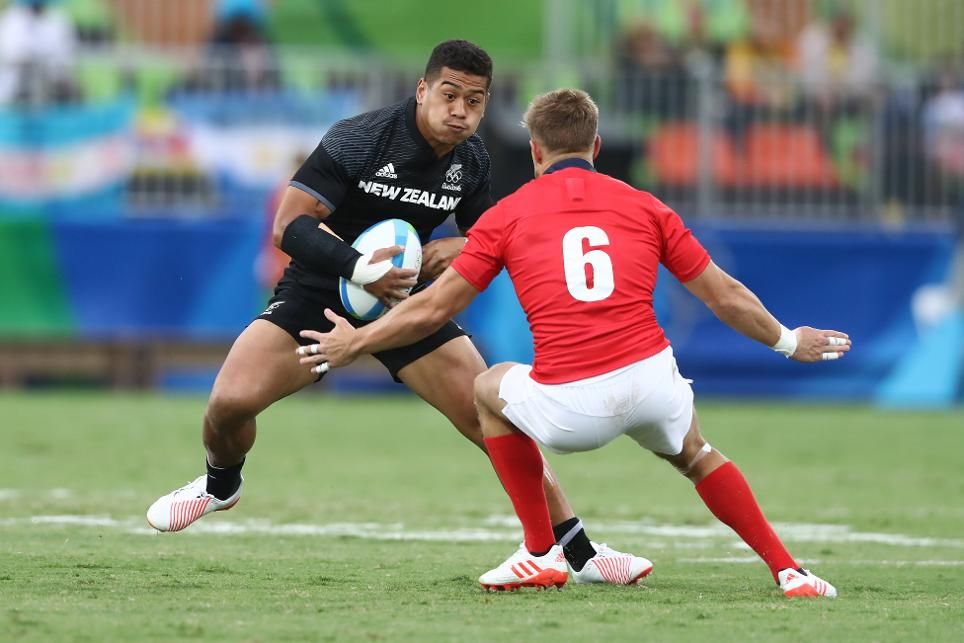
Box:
[424,40,493,88]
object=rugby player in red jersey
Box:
[299,89,849,597]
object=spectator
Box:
[615,21,690,117]
[0,0,79,106]
[621,0,749,61]
[196,0,280,93]
[922,71,964,180]
[796,4,878,139]
[723,15,797,142]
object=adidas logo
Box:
[374,163,397,179]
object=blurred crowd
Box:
[616,1,879,120]
[0,0,961,218]
[0,0,277,105]
[612,0,963,210]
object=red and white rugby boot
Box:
[479,543,569,591]
[778,568,837,598]
[146,474,242,532]
[569,542,654,585]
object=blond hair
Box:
[522,89,598,155]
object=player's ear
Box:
[416,78,427,104]
[529,139,541,165]
[592,134,601,160]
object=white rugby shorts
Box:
[498,346,694,456]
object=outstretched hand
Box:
[790,326,851,362]
[297,309,361,374]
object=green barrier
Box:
[0,219,74,337]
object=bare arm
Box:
[271,185,335,248]
[297,267,480,370]
[683,261,851,362]
[683,261,782,345]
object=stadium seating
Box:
[742,124,838,188]
[648,122,739,186]
[649,122,838,189]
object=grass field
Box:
[1,392,962,642]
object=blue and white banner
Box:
[169,90,362,191]
[0,99,135,214]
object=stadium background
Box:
[0,0,960,404]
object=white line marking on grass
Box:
[4,514,962,555]
[769,522,962,548]
[158,521,520,542]
[679,557,964,567]
[484,515,964,548]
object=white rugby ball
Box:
[339,218,422,321]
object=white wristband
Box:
[771,324,797,358]
[350,253,393,285]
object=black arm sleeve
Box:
[280,215,362,280]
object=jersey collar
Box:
[544,158,596,174]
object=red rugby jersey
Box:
[451,160,711,384]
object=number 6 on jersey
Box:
[562,226,615,302]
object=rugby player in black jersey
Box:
[146,40,650,582]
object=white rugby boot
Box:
[479,543,569,591]
[778,568,837,598]
[569,542,654,585]
[146,474,242,532]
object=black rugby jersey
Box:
[285,96,493,291]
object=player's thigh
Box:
[209,319,318,417]
[613,347,693,456]
[396,335,487,436]
[499,364,629,454]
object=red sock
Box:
[484,433,555,555]
[695,461,797,582]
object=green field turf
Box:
[1,393,962,642]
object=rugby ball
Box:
[338,219,422,321]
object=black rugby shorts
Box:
[255,279,468,383]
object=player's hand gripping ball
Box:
[339,219,422,320]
